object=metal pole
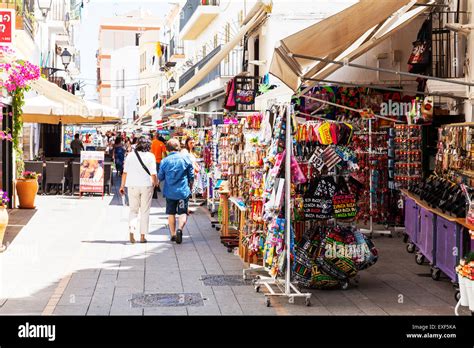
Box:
[285,104,292,295]
[291,53,474,88]
[369,118,373,235]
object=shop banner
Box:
[0,10,15,45]
[79,151,104,194]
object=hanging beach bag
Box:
[234,78,256,105]
[408,19,431,72]
[314,227,358,282]
[332,177,357,219]
[303,177,337,220]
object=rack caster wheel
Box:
[255,285,260,293]
[216,226,221,231]
[227,247,233,253]
[454,291,460,302]
[210,212,215,218]
[403,234,409,243]
[211,224,215,228]
[415,253,425,265]
[406,243,415,253]
[305,298,311,307]
[341,281,349,290]
[431,267,441,281]
[265,297,271,307]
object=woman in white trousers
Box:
[119,137,157,243]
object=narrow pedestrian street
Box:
[0,180,468,316]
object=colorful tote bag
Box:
[303,177,337,220]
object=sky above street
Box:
[77,0,171,100]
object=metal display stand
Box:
[359,118,392,237]
[245,104,312,306]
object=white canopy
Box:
[270,0,432,91]
[22,95,121,125]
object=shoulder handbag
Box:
[134,150,158,199]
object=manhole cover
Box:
[130,293,204,307]
[200,275,252,286]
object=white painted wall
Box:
[111,46,140,122]
[177,0,358,103]
[138,29,161,117]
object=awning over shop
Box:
[141,87,226,126]
[22,95,121,125]
[270,0,432,91]
[2,53,91,116]
[29,77,89,113]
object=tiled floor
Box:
[0,179,471,316]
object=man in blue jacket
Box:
[158,138,194,244]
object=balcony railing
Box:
[179,0,220,33]
[179,44,243,91]
[48,76,65,88]
[170,36,184,57]
[431,10,467,79]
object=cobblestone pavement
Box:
[0,180,470,316]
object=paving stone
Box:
[143,307,188,315]
[0,192,463,316]
[58,294,92,306]
[53,305,88,315]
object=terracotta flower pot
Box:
[16,179,38,209]
[0,206,9,250]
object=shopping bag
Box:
[120,190,129,221]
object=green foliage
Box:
[11,87,27,177]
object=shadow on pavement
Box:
[3,209,38,247]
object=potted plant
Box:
[0,190,10,252]
[456,253,474,311]
[16,171,40,209]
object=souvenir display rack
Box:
[435,123,474,186]
[356,119,392,237]
[394,124,423,189]
[248,104,312,306]
[402,122,473,301]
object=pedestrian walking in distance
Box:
[151,133,167,192]
[70,133,84,155]
[119,137,158,244]
[158,138,194,244]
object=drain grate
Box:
[200,274,252,286]
[130,293,204,308]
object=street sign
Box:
[0,9,15,46]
